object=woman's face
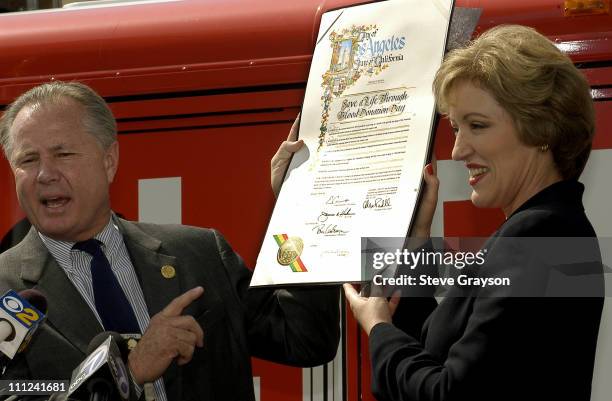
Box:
[448,80,559,216]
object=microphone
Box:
[102,331,132,361]
[106,332,147,401]
[19,289,48,314]
[0,289,46,359]
[15,289,48,354]
[66,332,130,401]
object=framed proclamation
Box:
[251,0,454,286]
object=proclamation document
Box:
[251,0,453,286]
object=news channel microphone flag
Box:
[67,334,130,401]
[0,290,46,360]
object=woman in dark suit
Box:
[343,25,604,401]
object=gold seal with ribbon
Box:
[277,236,304,266]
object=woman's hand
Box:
[410,158,440,239]
[271,115,304,198]
[343,283,401,336]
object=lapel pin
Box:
[161,265,176,279]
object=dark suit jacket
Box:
[0,218,340,401]
[370,180,604,401]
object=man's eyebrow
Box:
[14,143,70,158]
[50,144,69,151]
[14,148,37,158]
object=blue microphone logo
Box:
[0,291,43,328]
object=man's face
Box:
[8,98,118,242]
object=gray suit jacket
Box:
[0,218,340,401]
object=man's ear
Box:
[104,141,119,183]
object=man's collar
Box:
[37,215,123,272]
[113,217,162,253]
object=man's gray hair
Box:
[0,81,117,161]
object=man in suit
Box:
[0,81,339,401]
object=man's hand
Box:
[271,115,304,197]
[343,284,400,336]
[128,286,205,385]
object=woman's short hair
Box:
[433,24,594,180]
[0,81,117,162]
